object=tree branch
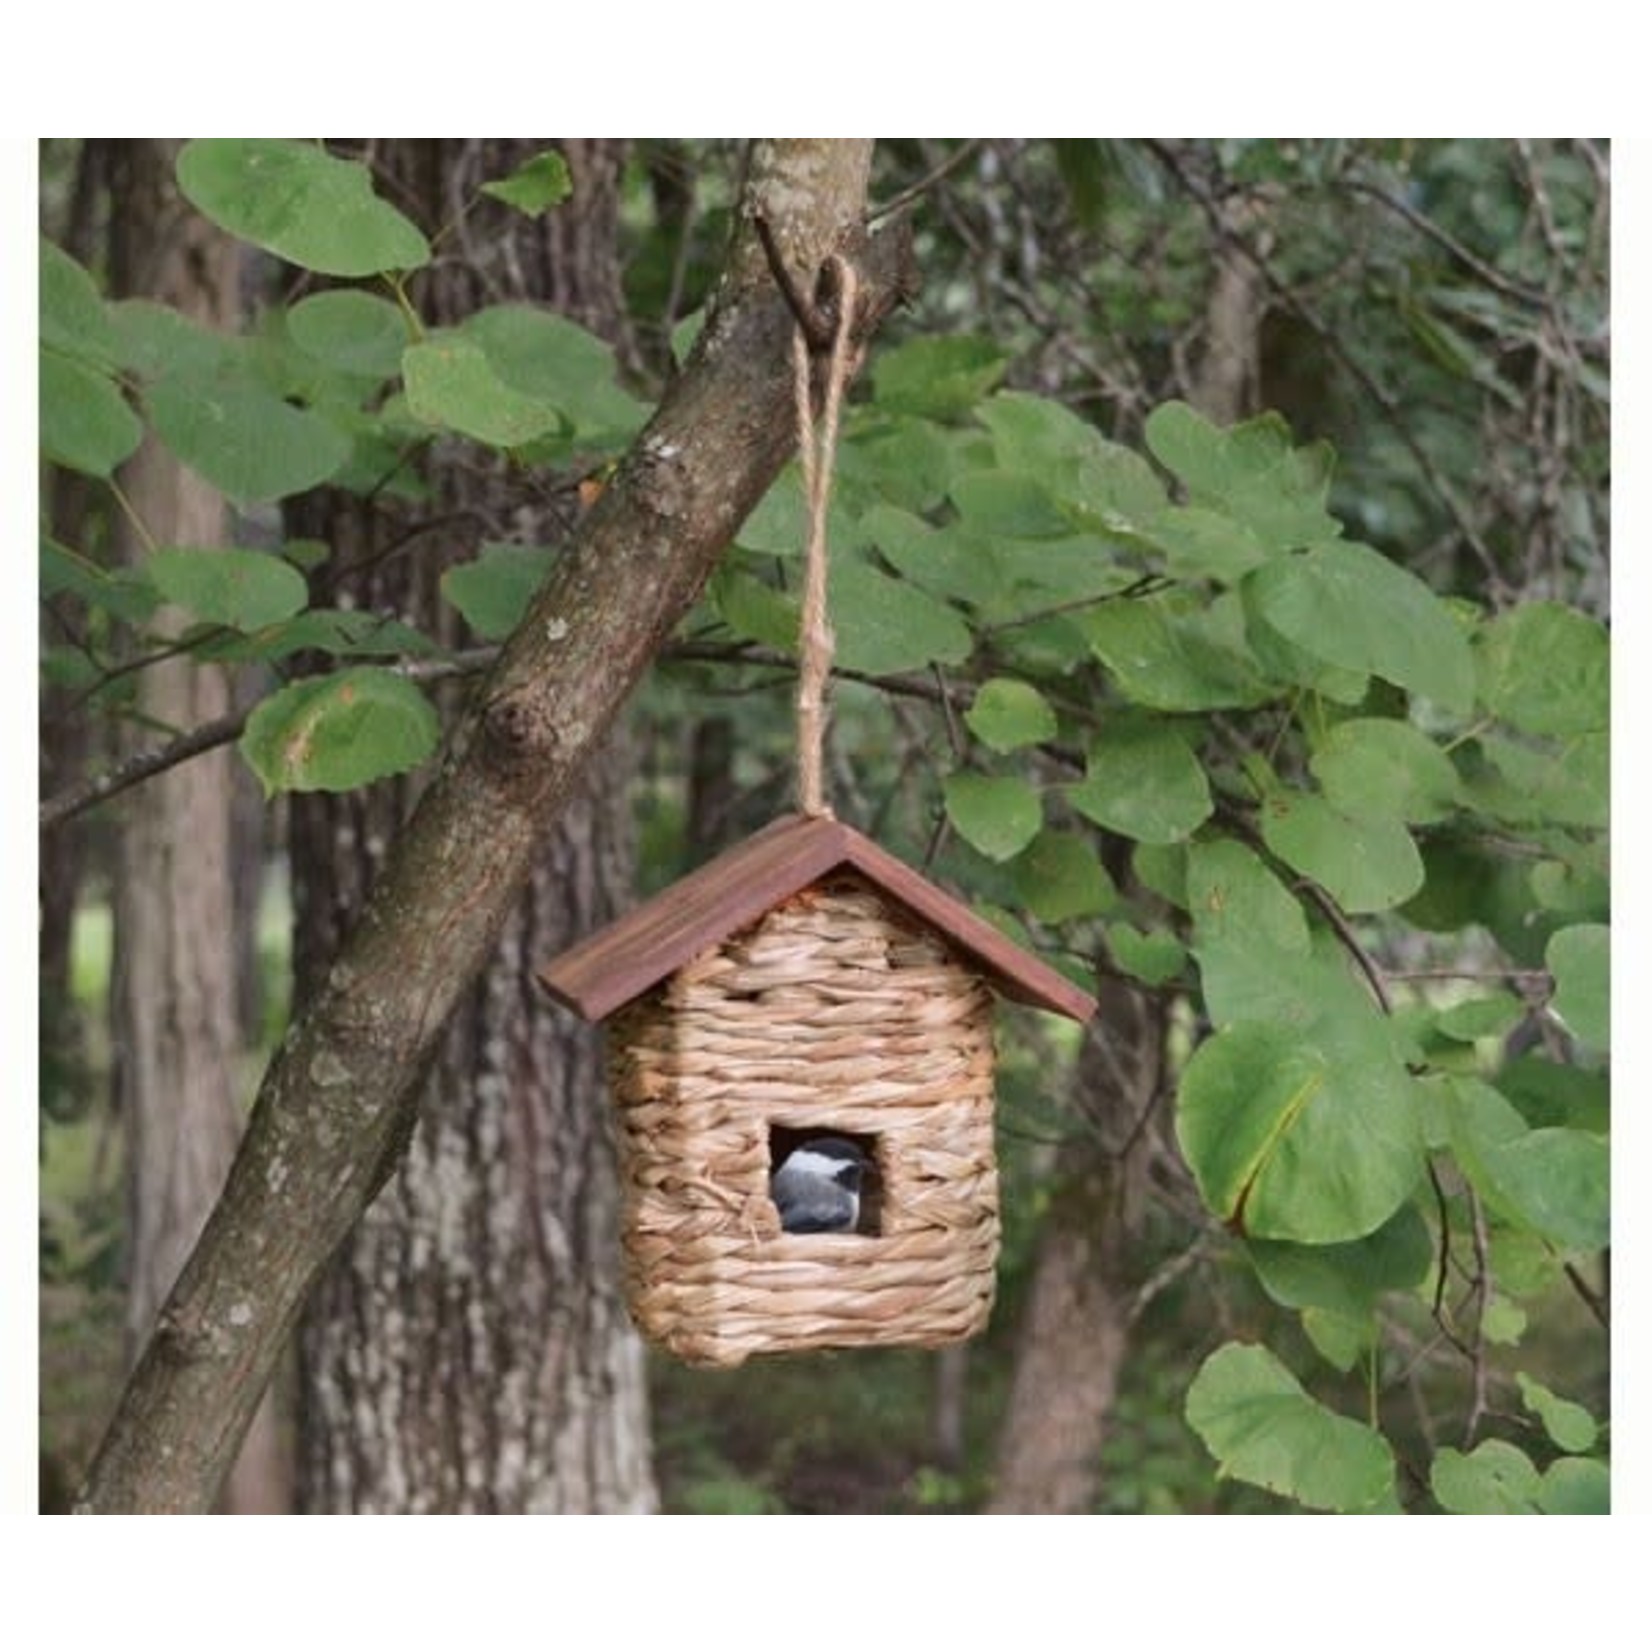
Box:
[76,140,912,1513]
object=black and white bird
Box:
[771,1137,870,1234]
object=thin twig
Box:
[1294,877,1393,1014]
[1564,1261,1609,1332]
[1464,1186,1493,1446]
[868,139,986,226]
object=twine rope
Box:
[792,255,859,818]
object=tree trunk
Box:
[293,139,652,1513]
[78,139,907,1514]
[104,138,289,1513]
[985,980,1168,1514]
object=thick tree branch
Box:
[77,139,911,1513]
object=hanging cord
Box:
[792,254,859,818]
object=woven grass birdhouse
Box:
[538,813,1096,1369]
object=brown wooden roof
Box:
[537,812,1096,1025]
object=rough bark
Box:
[294,138,652,1513]
[985,980,1168,1514]
[78,138,908,1513]
[104,139,289,1513]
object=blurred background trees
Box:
[39,139,1608,1513]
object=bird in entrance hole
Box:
[770,1137,870,1234]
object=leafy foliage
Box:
[39,139,1609,1514]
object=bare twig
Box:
[868,139,986,226]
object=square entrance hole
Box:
[767,1125,883,1236]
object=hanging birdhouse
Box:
[538,812,1096,1369]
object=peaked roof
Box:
[538,812,1097,1025]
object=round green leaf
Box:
[1186,838,1309,954]
[1477,601,1608,736]
[1260,790,1423,913]
[176,139,430,277]
[1516,1373,1599,1455]
[1247,1203,1433,1319]
[1547,923,1608,1049]
[1068,724,1212,843]
[239,668,440,797]
[1104,922,1187,986]
[1083,595,1273,711]
[1177,1020,1424,1243]
[1444,1076,1610,1252]
[943,773,1043,863]
[1244,540,1475,712]
[1186,1343,1398,1513]
[1537,1457,1610,1514]
[288,290,408,378]
[1431,1441,1541,1514]
[1310,718,1462,824]
[871,334,1006,419]
[949,470,1072,538]
[403,338,564,448]
[146,368,351,505]
[40,238,119,366]
[479,150,573,216]
[461,306,645,436]
[966,678,1057,753]
[39,351,142,478]
[829,558,973,675]
[1010,830,1116,922]
[1144,402,1341,554]
[148,547,309,631]
[440,544,558,641]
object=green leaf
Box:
[1299,1308,1372,1373]
[944,773,1043,862]
[239,667,440,796]
[950,470,1073,538]
[708,563,799,652]
[461,305,645,436]
[1244,541,1475,712]
[1068,723,1211,843]
[403,337,563,448]
[288,290,408,378]
[1186,837,1310,955]
[1260,791,1424,914]
[41,537,158,624]
[1011,831,1116,922]
[145,368,351,505]
[39,351,142,479]
[1177,1019,1424,1243]
[1443,1077,1609,1253]
[829,558,973,675]
[111,297,237,380]
[1472,731,1608,830]
[147,547,309,631]
[1147,505,1272,583]
[871,334,1007,419]
[1547,923,1608,1049]
[1186,1343,1398,1513]
[478,149,573,216]
[176,139,429,276]
[1247,1202,1433,1318]
[1516,1374,1599,1454]
[1431,1441,1541,1514]
[440,544,558,641]
[1082,594,1274,711]
[1478,602,1608,735]
[1435,992,1523,1044]
[966,678,1057,752]
[1310,718,1462,824]
[1105,922,1186,986]
[1536,1457,1610,1514]
[40,238,119,366]
[1144,403,1342,554]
